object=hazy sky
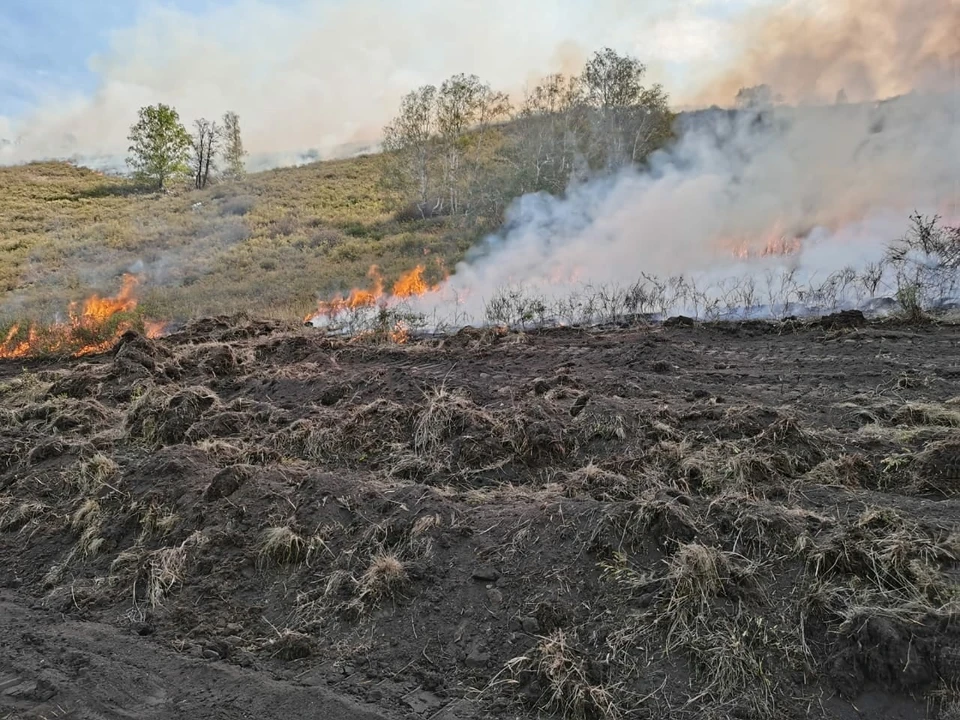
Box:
[0,0,782,162]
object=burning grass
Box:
[0,274,167,359]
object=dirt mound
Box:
[2,319,960,720]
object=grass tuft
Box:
[258,526,306,566]
[506,629,622,720]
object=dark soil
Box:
[2,315,960,720]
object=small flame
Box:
[306,264,445,338]
[144,320,168,339]
[0,274,167,360]
[0,325,34,359]
[74,274,138,324]
[720,220,804,260]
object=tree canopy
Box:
[127,104,192,191]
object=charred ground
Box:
[2,315,960,720]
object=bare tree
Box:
[191,118,220,190]
[382,86,438,211]
[735,84,782,110]
[579,48,671,169]
[516,74,584,193]
[436,74,511,215]
[221,111,246,180]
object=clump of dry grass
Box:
[126,385,221,444]
[625,489,701,550]
[709,494,833,557]
[305,515,435,621]
[0,497,46,532]
[602,541,781,716]
[137,502,179,541]
[275,399,411,467]
[16,397,116,434]
[0,371,52,405]
[675,609,780,717]
[564,463,639,501]
[807,507,957,606]
[74,453,120,496]
[507,403,570,465]
[147,545,188,608]
[351,552,408,609]
[71,498,104,557]
[258,526,307,566]
[660,544,753,643]
[413,385,502,461]
[603,542,755,645]
[928,684,960,720]
[269,418,328,461]
[892,402,960,429]
[265,629,315,661]
[146,532,207,607]
[913,440,960,496]
[506,629,622,720]
[804,454,875,488]
[194,438,248,465]
[176,342,254,377]
[726,447,795,488]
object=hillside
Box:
[0,157,472,326]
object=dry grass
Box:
[892,402,960,428]
[564,463,640,501]
[602,540,783,717]
[0,497,46,532]
[137,502,179,541]
[75,453,120,496]
[145,532,207,607]
[414,386,491,455]
[807,507,957,606]
[70,498,104,557]
[355,552,408,605]
[0,371,52,404]
[411,385,506,473]
[125,385,222,445]
[660,544,754,644]
[0,159,472,325]
[147,546,189,608]
[929,685,960,720]
[258,526,307,566]
[506,629,623,720]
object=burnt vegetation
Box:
[2,39,960,720]
[2,314,960,719]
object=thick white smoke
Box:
[398,91,960,326]
[379,0,960,326]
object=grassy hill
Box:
[0,157,475,326]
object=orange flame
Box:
[719,218,804,260]
[0,274,167,360]
[0,325,34,359]
[306,264,445,332]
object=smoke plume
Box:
[401,0,960,324]
[695,0,960,105]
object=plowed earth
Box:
[2,315,960,720]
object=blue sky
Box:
[0,0,228,114]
